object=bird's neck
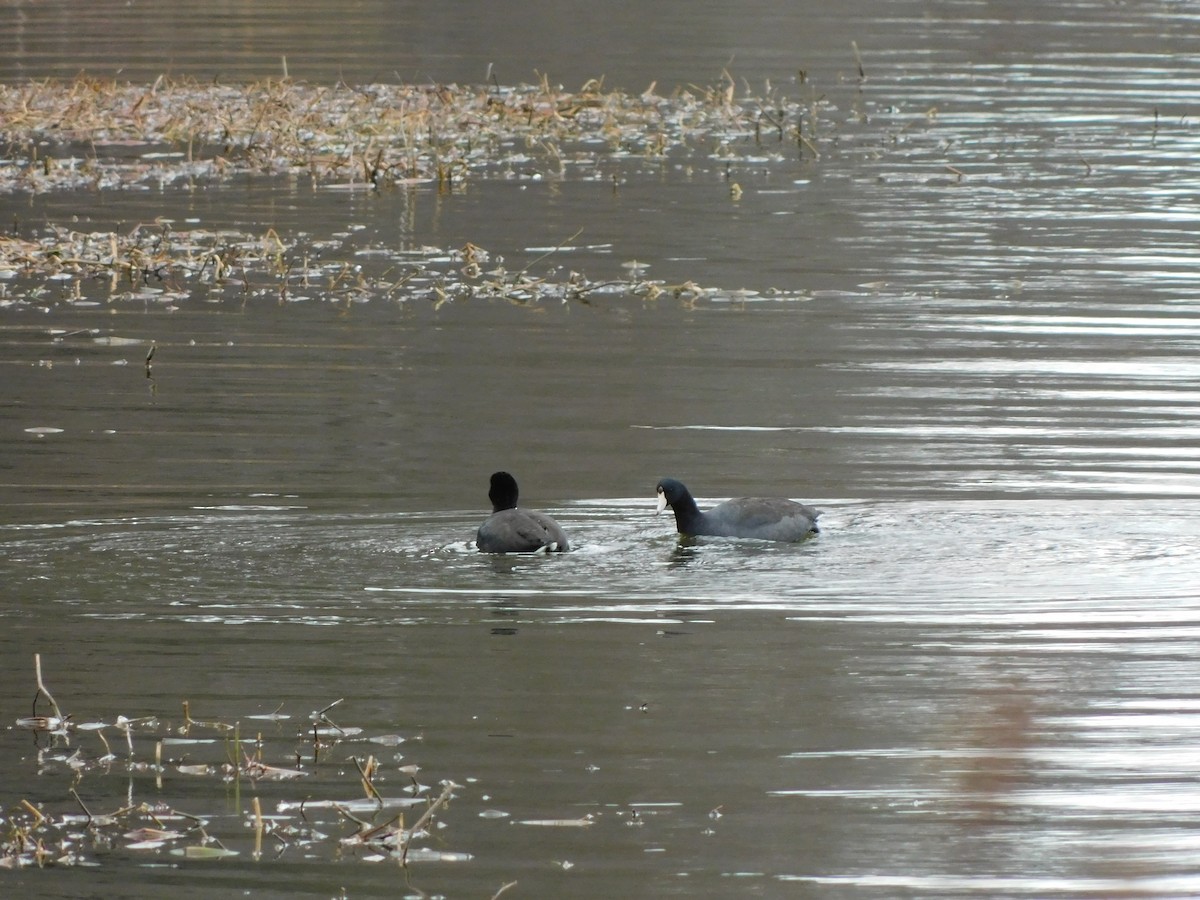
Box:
[672,494,703,528]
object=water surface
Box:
[5,1,1200,897]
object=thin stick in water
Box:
[516,227,584,282]
[33,653,65,724]
[400,781,459,866]
[851,41,866,81]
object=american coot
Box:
[655,478,820,542]
[476,471,570,553]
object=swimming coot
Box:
[476,471,570,553]
[655,478,819,542]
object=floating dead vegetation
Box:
[0,219,798,312]
[3,654,481,872]
[4,655,621,878]
[0,73,841,310]
[0,72,832,195]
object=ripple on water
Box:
[2,499,1198,627]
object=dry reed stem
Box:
[32,654,65,726]
[400,781,459,866]
[252,796,264,860]
[0,73,813,196]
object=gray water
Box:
[5,1,1200,897]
